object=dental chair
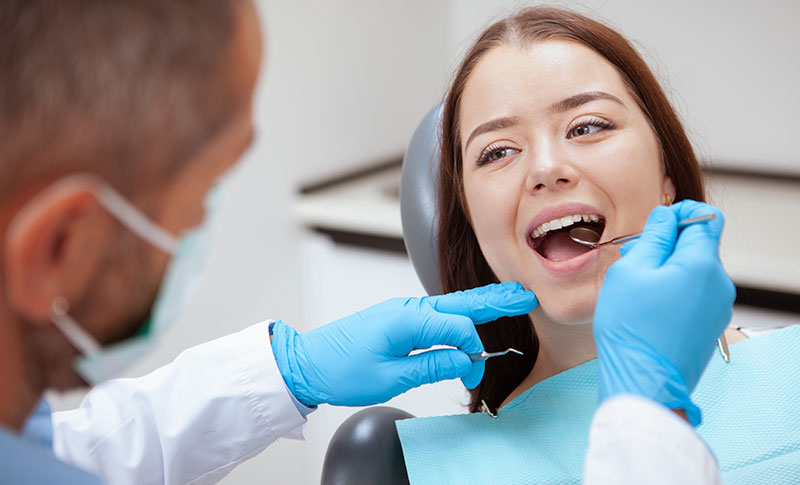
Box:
[320,106,443,485]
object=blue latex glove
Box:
[271,282,537,407]
[594,200,736,426]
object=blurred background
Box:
[49,0,799,483]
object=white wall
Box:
[256,0,452,187]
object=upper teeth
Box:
[531,214,601,239]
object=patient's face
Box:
[459,40,673,324]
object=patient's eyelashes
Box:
[474,116,614,166]
[476,143,521,166]
[567,116,615,139]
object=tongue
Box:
[540,229,592,262]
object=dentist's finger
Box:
[395,348,480,389]
[412,312,484,356]
[669,201,725,265]
[620,205,678,268]
[461,360,485,389]
[619,238,638,257]
[426,282,538,324]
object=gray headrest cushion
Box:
[400,105,444,296]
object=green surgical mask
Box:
[47,176,215,385]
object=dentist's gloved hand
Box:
[271,282,537,407]
[594,200,736,426]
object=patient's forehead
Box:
[459,40,637,138]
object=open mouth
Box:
[528,213,606,262]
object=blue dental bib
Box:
[397,325,800,484]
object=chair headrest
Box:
[400,105,443,296]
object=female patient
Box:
[436,6,743,413]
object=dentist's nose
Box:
[525,143,580,193]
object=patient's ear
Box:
[4,177,114,325]
[663,177,676,205]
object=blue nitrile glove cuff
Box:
[596,329,701,426]
[269,321,318,414]
[271,320,321,407]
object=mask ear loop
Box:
[93,183,179,255]
[49,296,101,356]
[7,174,179,256]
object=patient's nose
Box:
[524,143,580,193]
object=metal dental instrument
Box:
[717,334,731,363]
[469,348,523,361]
[568,212,730,363]
[480,399,499,418]
[568,213,717,249]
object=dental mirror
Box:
[569,226,602,247]
[569,213,716,249]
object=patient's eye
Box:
[477,144,520,166]
[567,117,614,139]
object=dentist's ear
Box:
[4,177,114,325]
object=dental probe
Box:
[568,213,717,249]
[469,348,524,361]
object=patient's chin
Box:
[533,299,595,326]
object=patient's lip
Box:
[525,202,604,243]
[532,242,599,276]
[525,201,605,277]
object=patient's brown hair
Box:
[437,6,706,412]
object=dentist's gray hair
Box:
[0,0,242,199]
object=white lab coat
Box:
[585,395,722,485]
[51,321,722,485]
[52,322,307,485]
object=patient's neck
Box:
[501,314,597,407]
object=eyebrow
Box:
[464,116,522,152]
[463,91,625,151]
[549,90,624,113]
